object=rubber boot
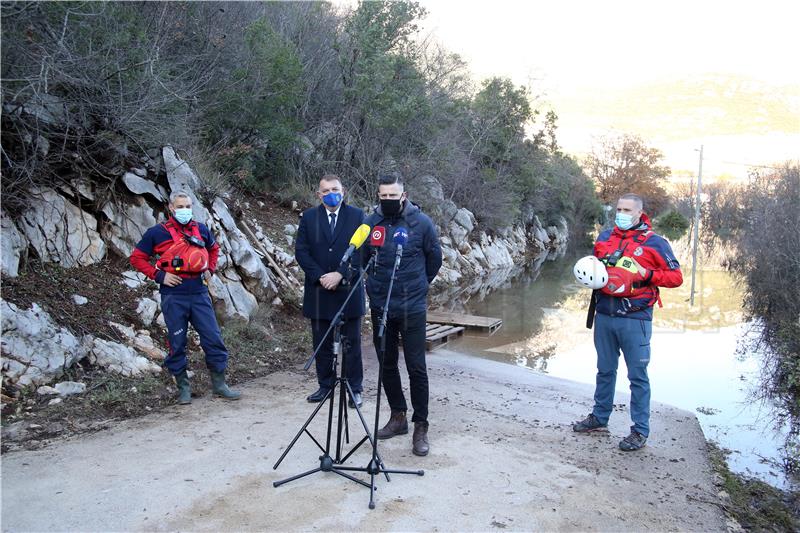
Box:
[376,410,408,440]
[174,370,191,405]
[210,371,241,400]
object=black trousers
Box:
[371,309,428,423]
[311,317,364,393]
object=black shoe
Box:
[619,430,647,451]
[306,388,330,403]
[572,413,608,433]
[348,392,363,409]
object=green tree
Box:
[654,210,690,241]
[201,17,304,190]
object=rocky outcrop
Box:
[121,172,166,202]
[430,199,568,290]
[1,299,163,388]
[89,338,162,377]
[1,300,91,388]
[17,187,106,268]
[0,146,286,325]
[100,196,157,257]
[1,213,26,277]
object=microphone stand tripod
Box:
[272,255,421,508]
[335,244,424,509]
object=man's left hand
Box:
[320,272,343,290]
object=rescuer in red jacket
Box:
[573,193,683,451]
[130,190,240,404]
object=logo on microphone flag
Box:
[370,226,386,246]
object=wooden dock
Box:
[426,311,503,335]
[425,323,464,351]
[424,310,503,351]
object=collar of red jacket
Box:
[611,212,652,238]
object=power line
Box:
[714,159,791,171]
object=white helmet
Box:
[573,255,608,289]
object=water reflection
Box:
[444,257,794,489]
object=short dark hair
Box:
[378,174,403,189]
[620,193,643,210]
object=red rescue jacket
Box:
[592,213,683,320]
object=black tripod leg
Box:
[331,468,372,489]
[273,388,334,469]
[341,380,390,481]
[273,466,322,488]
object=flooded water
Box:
[441,256,795,490]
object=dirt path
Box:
[1,347,727,531]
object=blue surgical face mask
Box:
[615,212,635,230]
[174,208,193,225]
[322,192,342,208]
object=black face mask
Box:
[380,198,403,217]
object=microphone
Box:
[370,225,386,247]
[393,228,408,261]
[339,224,371,266]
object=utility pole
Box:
[690,145,703,306]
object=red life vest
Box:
[597,229,662,307]
[157,220,210,277]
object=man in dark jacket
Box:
[363,175,442,456]
[573,193,683,451]
[130,190,240,404]
[295,175,366,407]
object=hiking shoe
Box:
[572,413,608,433]
[619,430,647,451]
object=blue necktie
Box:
[329,213,336,235]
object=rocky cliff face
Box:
[0,150,568,392]
[1,147,296,390]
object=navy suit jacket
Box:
[295,203,366,320]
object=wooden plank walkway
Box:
[426,311,503,334]
[425,323,464,351]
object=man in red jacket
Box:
[573,193,683,450]
[130,191,240,404]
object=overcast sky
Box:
[419,0,800,89]
[419,0,800,175]
[333,0,799,176]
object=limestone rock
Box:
[54,381,86,397]
[1,214,26,277]
[89,338,162,377]
[132,332,166,361]
[121,172,164,202]
[19,187,105,268]
[108,322,135,340]
[453,208,476,234]
[135,298,159,326]
[121,271,147,289]
[207,272,257,323]
[1,300,91,388]
[101,197,156,257]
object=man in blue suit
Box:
[295,174,366,407]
